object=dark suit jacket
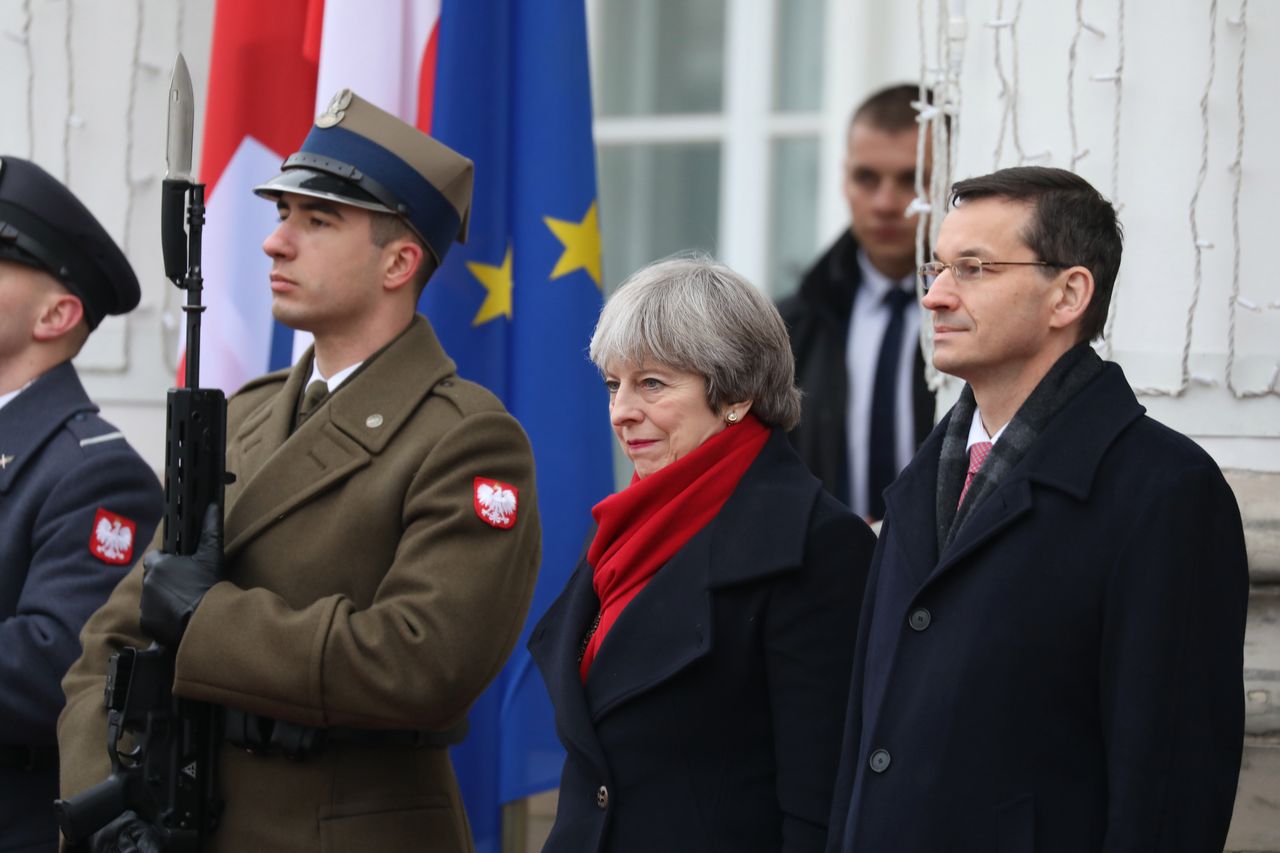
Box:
[777,232,934,506]
[530,431,876,853]
[827,363,1249,853]
[0,362,162,853]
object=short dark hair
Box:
[851,83,930,134]
[369,211,437,294]
[949,166,1123,342]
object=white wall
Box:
[826,0,1279,471]
[0,0,215,471]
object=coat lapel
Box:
[224,316,456,558]
[581,431,819,721]
[880,419,944,591]
[921,364,1145,590]
[0,362,93,494]
[528,562,612,771]
[583,529,714,721]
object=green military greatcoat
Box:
[59,316,541,852]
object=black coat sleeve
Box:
[765,500,876,852]
[1098,461,1248,852]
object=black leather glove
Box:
[87,810,164,853]
[140,504,224,648]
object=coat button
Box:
[869,749,891,773]
[596,785,609,809]
[908,608,932,631]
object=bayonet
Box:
[165,54,195,183]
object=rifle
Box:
[54,53,225,850]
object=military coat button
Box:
[595,785,609,809]
[868,749,891,773]
[908,608,932,631]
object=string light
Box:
[62,0,75,183]
[1096,0,1125,357]
[22,0,34,159]
[1221,0,1271,397]
[1067,0,1106,170]
[989,0,1027,169]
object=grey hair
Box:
[589,255,802,430]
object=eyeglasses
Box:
[918,257,1069,292]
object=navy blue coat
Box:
[529,431,876,853]
[0,362,162,853]
[827,363,1249,853]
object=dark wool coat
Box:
[777,231,934,504]
[59,317,541,853]
[0,362,162,853]
[826,363,1249,853]
[530,431,876,853]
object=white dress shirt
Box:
[845,250,922,517]
[966,409,1008,451]
[305,359,363,394]
[0,381,33,414]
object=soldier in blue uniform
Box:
[0,155,163,853]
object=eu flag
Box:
[423,1,613,849]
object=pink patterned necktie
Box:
[958,441,992,507]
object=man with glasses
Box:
[779,84,937,521]
[826,166,1249,852]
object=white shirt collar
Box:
[306,360,363,393]
[966,407,1007,450]
[856,249,913,301]
[0,381,34,414]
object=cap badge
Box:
[474,477,519,530]
[90,508,138,565]
[315,89,354,128]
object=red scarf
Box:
[579,414,770,680]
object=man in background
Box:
[779,83,936,520]
[0,155,163,853]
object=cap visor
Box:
[252,168,393,215]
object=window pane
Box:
[598,142,721,293]
[768,137,821,299]
[773,0,825,112]
[596,0,726,116]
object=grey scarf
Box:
[936,343,1104,552]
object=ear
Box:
[1048,266,1093,333]
[381,238,425,294]
[722,399,754,421]
[32,292,85,342]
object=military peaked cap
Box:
[0,156,140,330]
[254,90,474,267]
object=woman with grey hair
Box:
[529,256,875,852]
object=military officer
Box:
[58,92,542,853]
[0,156,163,853]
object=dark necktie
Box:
[295,379,329,428]
[866,287,915,519]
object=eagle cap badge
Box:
[90,508,138,565]
[474,477,518,530]
[315,88,353,128]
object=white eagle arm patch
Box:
[474,477,519,529]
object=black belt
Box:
[0,744,57,772]
[223,709,468,760]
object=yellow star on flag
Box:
[545,201,602,289]
[468,245,515,326]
